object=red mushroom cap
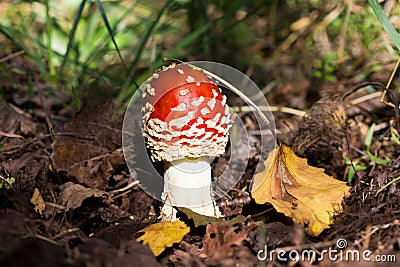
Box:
[141,63,232,162]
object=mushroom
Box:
[141,63,232,221]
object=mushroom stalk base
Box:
[161,156,221,221]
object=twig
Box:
[0,130,23,139]
[0,50,25,63]
[350,91,382,105]
[109,180,139,197]
[232,105,306,117]
[0,174,13,188]
[45,202,66,210]
[353,219,400,248]
[381,57,400,108]
[24,234,60,246]
[51,228,81,240]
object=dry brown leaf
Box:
[30,188,45,215]
[201,222,249,258]
[136,221,190,256]
[251,145,350,235]
[51,102,124,189]
[60,182,106,211]
[0,100,37,140]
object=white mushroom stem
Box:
[161,156,222,221]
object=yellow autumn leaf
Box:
[136,221,190,256]
[251,145,350,235]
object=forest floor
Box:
[0,51,399,267]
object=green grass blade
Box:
[59,0,88,78]
[127,0,173,76]
[368,0,400,52]
[0,24,47,72]
[71,85,80,110]
[367,151,392,164]
[376,175,400,195]
[94,0,138,88]
[45,0,55,75]
[166,21,216,59]
[365,123,375,149]
[115,0,173,104]
[79,2,137,69]
[391,127,400,145]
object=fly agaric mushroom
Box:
[141,63,232,221]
